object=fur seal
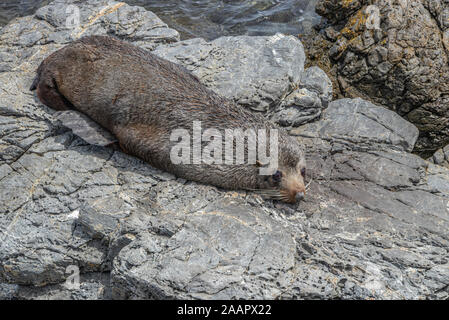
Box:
[30,35,306,203]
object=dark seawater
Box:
[0,0,319,40]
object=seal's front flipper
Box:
[55,110,117,147]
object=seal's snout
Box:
[295,191,305,202]
[281,172,306,203]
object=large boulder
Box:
[315,0,449,157]
[154,39,331,126]
[153,34,306,112]
[0,0,448,299]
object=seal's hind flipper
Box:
[55,110,117,147]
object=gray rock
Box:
[292,98,419,152]
[0,0,448,300]
[0,0,179,72]
[300,66,333,108]
[153,34,305,112]
[111,198,297,299]
[153,35,325,127]
[271,66,333,128]
[429,143,449,169]
[78,196,133,241]
[33,0,180,48]
[0,272,111,300]
[272,88,322,127]
[55,111,117,147]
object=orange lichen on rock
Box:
[340,9,368,40]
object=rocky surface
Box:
[271,66,333,128]
[430,144,449,169]
[153,36,332,126]
[0,0,448,300]
[153,34,306,113]
[314,0,449,157]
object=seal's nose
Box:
[295,191,305,202]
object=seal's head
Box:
[278,156,307,204]
[254,138,307,204]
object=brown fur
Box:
[31,35,306,203]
